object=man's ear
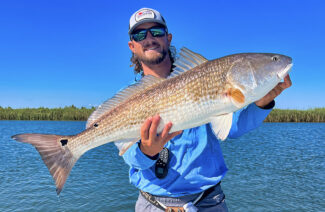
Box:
[167,33,172,46]
[128,41,135,52]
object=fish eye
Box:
[272,56,279,61]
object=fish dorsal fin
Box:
[210,113,233,141]
[86,75,164,128]
[170,47,208,78]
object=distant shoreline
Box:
[1,106,324,122]
[264,108,325,122]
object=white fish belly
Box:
[82,97,232,154]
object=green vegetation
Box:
[265,108,325,122]
[0,106,324,122]
[0,105,95,121]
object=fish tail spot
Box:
[60,139,68,146]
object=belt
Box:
[140,182,221,212]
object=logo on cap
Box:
[135,9,155,22]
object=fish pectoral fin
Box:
[227,87,245,108]
[210,113,233,141]
[114,138,140,156]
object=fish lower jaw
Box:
[277,63,293,79]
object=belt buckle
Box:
[165,206,185,212]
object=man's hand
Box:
[139,115,182,157]
[255,74,292,108]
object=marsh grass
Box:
[0,105,95,121]
[1,106,324,122]
[265,108,325,122]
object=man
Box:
[121,8,292,211]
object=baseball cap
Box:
[129,8,167,35]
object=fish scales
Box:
[65,62,230,155]
[11,48,292,194]
[76,56,229,152]
[74,58,236,155]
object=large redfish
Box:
[12,48,292,194]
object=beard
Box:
[135,42,168,66]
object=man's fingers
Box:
[255,74,292,108]
[160,122,183,145]
[283,74,292,88]
[160,122,172,139]
[272,74,291,97]
[149,115,160,140]
[140,117,152,140]
[278,74,292,90]
[275,75,291,93]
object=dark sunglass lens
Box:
[131,27,165,41]
[150,28,166,37]
[132,30,147,41]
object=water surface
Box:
[0,121,324,211]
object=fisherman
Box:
[121,8,292,212]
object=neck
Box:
[142,56,172,78]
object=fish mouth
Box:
[277,63,293,79]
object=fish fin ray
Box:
[181,47,208,63]
[86,75,164,128]
[210,113,233,141]
[11,133,79,195]
[170,47,208,78]
[114,138,139,156]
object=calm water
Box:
[0,121,324,211]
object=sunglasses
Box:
[130,26,167,42]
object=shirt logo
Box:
[135,9,155,22]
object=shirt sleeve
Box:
[121,141,157,170]
[228,101,274,138]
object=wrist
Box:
[256,100,275,109]
[139,142,160,158]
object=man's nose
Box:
[144,30,154,41]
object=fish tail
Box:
[12,133,79,194]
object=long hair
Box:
[130,45,177,76]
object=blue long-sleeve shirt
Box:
[122,102,273,197]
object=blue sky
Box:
[0,0,324,109]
